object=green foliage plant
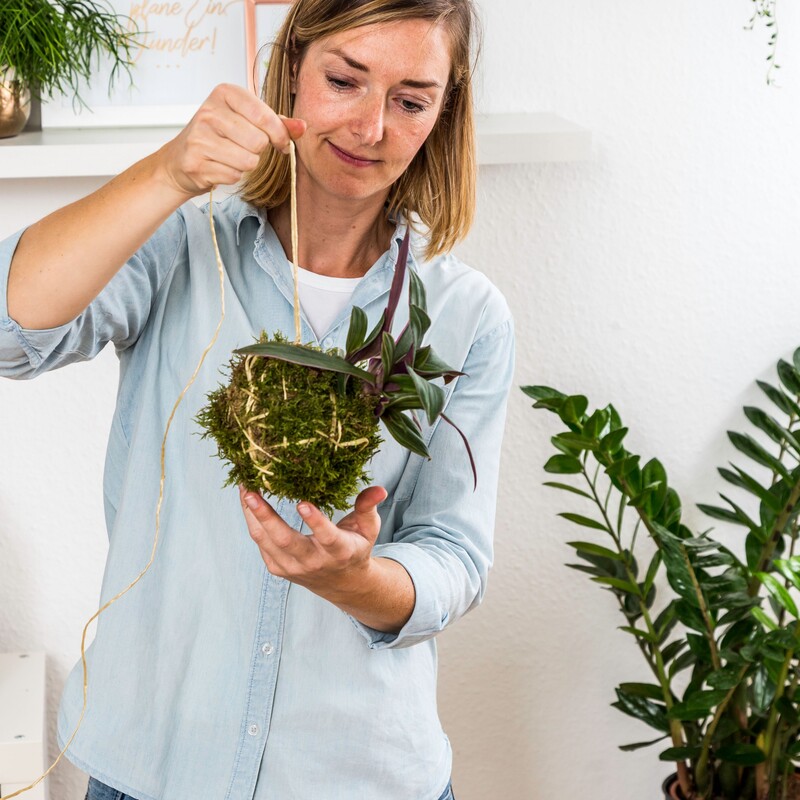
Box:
[0,0,140,108]
[745,0,781,86]
[523,348,800,800]
[197,229,474,516]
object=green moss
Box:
[195,332,382,516]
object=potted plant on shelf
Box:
[523,348,800,800]
[0,0,140,138]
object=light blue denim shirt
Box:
[0,194,514,800]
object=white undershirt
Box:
[295,266,362,341]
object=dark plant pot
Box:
[663,770,800,799]
[662,773,684,799]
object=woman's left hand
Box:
[239,484,388,592]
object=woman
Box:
[0,1,514,798]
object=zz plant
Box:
[524,348,800,800]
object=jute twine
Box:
[1,140,302,799]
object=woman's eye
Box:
[400,99,425,115]
[327,76,352,90]
[326,76,426,115]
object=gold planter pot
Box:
[0,69,32,138]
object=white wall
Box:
[2,2,800,798]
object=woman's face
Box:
[290,18,452,204]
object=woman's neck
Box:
[267,198,396,279]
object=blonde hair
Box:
[238,0,481,261]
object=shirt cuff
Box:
[346,542,452,650]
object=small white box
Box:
[0,652,48,800]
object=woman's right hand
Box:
[155,83,307,198]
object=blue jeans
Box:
[86,776,456,799]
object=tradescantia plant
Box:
[197,229,474,516]
[523,348,800,800]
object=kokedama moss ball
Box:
[196,333,383,516]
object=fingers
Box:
[159,83,307,197]
[221,84,306,154]
[297,501,342,548]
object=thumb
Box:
[278,114,307,140]
[353,485,388,517]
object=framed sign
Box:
[41,0,291,128]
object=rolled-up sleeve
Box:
[349,315,515,649]
[0,210,186,380]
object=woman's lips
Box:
[328,141,379,167]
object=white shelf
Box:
[0,652,47,799]
[0,113,590,180]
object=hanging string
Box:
[289,141,301,343]
[1,140,301,800]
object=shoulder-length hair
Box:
[238,0,481,261]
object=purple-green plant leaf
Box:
[380,227,411,339]
[440,412,477,490]
[408,267,426,310]
[409,305,431,345]
[414,345,464,383]
[407,366,445,425]
[382,407,430,458]
[235,341,375,383]
[345,306,368,359]
[381,332,395,381]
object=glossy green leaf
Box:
[642,551,663,597]
[558,513,609,532]
[756,572,799,617]
[611,688,669,732]
[774,557,800,592]
[619,735,670,752]
[560,395,588,426]
[566,540,622,560]
[757,380,800,418]
[715,743,766,766]
[591,576,640,594]
[777,359,800,396]
[542,481,593,500]
[544,454,583,474]
[744,406,800,454]
[606,454,641,480]
[521,385,567,403]
[658,746,702,761]
[618,626,657,644]
[617,682,666,700]
[599,427,628,455]
[750,606,778,631]
[717,464,783,512]
[666,689,728,720]
[728,431,792,482]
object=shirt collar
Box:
[230,194,426,272]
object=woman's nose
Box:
[351,94,385,146]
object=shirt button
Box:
[261,642,274,655]
[248,724,259,736]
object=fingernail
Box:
[245,494,260,510]
[298,503,311,518]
